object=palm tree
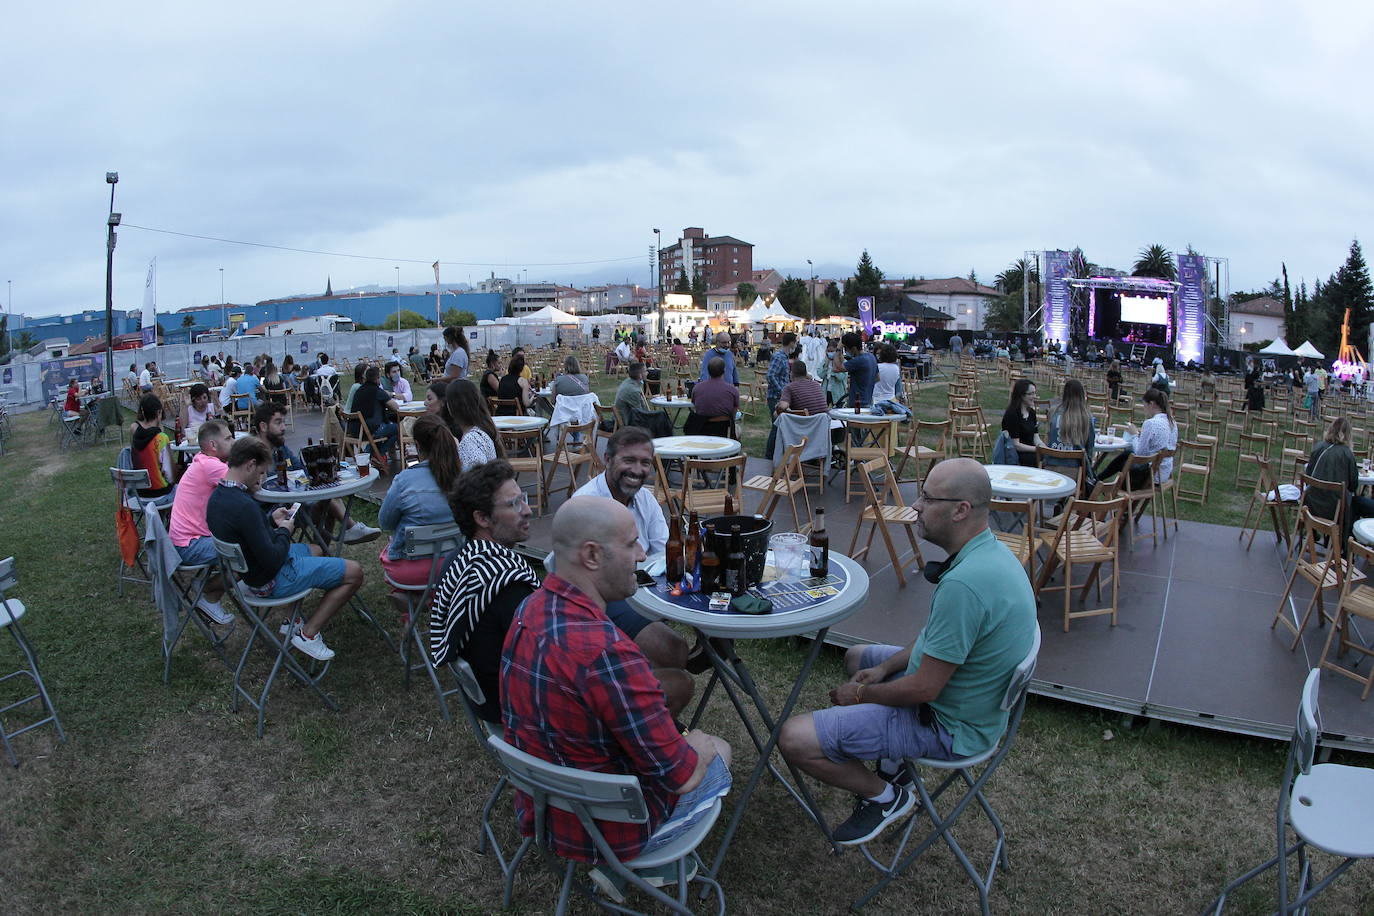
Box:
[995,258,1031,293]
[1132,244,1177,280]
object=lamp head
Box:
[106,172,119,184]
[108,212,122,227]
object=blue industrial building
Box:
[15,291,505,346]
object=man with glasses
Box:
[778,458,1037,845]
[429,460,539,723]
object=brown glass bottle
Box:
[684,511,700,585]
[724,493,735,516]
[809,507,830,578]
[665,514,684,583]
[725,524,746,596]
[699,524,721,592]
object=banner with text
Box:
[1042,250,1073,344]
[140,257,158,347]
[856,296,875,333]
[1175,253,1206,364]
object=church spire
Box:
[324,276,333,297]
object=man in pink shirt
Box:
[168,419,235,624]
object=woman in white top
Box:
[443,379,504,471]
[181,383,220,430]
[869,343,911,418]
[442,326,470,380]
[1101,386,1177,486]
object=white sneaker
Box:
[342,523,381,545]
[196,599,234,626]
[291,630,336,661]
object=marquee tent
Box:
[512,305,578,324]
[1257,339,1294,355]
[1292,340,1326,359]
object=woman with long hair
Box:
[495,353,533,415]
[1000,378,1045,467]
[377,414,461,590]
[481,350,503,399]
[130,394,175,499]
[1044,378,1097,484]
[442,325,470,380]
[443,378,504,470]
[1304,416,1374,528]
[424,380,449,414]
[1100,386,1178,489]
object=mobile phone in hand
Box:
[286,502,301,522]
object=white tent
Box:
[742,296,772,323]
[512,304,579,324]
[1257,339,1294,355]
[761,306,802,322]
[1292,340,1326,359]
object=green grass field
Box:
[0,377,1367,914]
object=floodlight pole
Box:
[654,228,663,342]
[104,171,119,394]
[807,259,815,327]
[395,266,401,331]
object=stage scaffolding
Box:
[1021,249,1232,351]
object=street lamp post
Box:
[395,266,401,331]
[5,280,11,357]
[219,268,225,335]
[807,259,815,327]
[653,228,663,341]
[104,171,120,393]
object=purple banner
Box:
[856,296,875,333]
[140,326,157,347]
[1175,253,1206,364]
[1042,250,1073,345]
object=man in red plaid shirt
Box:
[501,497,731,889]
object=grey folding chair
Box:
[449,657,531,907]
[1208,668,1374,914]
[383,522,464,721]
[142,510,233,684]
[852,627,1042,915]
[487,733,726,916]
[0,557,67,767]
[211,538,338,738]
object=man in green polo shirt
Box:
[779,457,1037,845]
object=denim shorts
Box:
[811,644,955,764]
[175,536,219,568]
[268,543,346,597]
[637,755,732,859]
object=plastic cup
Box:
[355,454,369,477]
[769,532,809,580]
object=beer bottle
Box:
[174,415,184,445]
[726,525,747,596]
[809,507,830,578]
[724,493,735,516]
[700,524,721,592]
[665,514,684,584]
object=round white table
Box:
[650,395,694,428]
[630,553,869,872]
[394,400,428,416]
[252,466,376,505]
[1094,435,1129,454]
[1355,518,1374,546]
[651,435,741,459]
[492,415,549,432]
[983,464,1078,500]
[830,407,900,425]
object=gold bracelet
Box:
[856,683,864,703]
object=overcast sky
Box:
[4,1,1371,320]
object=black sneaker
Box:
[875,762,915,791]
[832,785,916,846]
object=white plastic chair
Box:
[487,733,726,916]
[852,627,1042,915]
[1208,668,1374,914]
[0,557,67,767]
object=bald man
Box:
[779,458,1037,846]
[501,498,731,886]
[698,331,739,386]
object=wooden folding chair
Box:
[1318,538,1374,699]
[1038,496,1125,632]
[596,404,620,434]
[541,418,600,502]
[893,419,949,485]
[487,396,524,417]
[1239,457,1298,550]
[989,498,1037,582]
[1223,407,1247,449]
[949,407,989,461]
[679,454,747,517]
[844,417,897,503]
[1278,430,1311,483]
[1117,453,1161,548]
[337,406,382,465]
[499,426,546,515]
[744,440,812,532]
[1271,507,1362,651]
[1175,437,1215,506]
[1034,445,1086,495]
[847,457,925,587]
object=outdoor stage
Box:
[519,454,1374,754]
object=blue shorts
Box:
[176,536,219,567]
[269,543,346,597]
[811,645,955,764]
[606,599,652,639]
[637,754,732,859]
